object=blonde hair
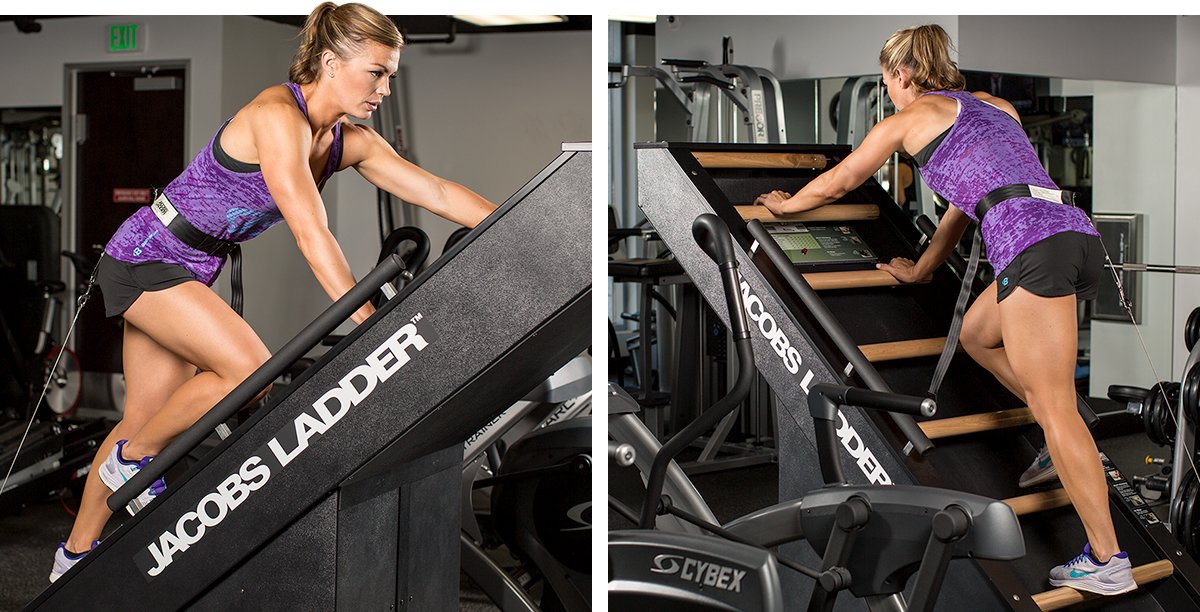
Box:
[288,2,404,84]
[878,24,965,94]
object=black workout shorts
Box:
[96,255,196,318]
[996,231,1103,303]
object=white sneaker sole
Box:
[1049,573,1137,595]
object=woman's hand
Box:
[754,190,793,215]
[876,257,931,284]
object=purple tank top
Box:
[915,90,1098,275]
[105,82,343,286]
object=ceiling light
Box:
[453,15,566,27]
[608,15,656,24]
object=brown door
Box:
[74,67,186,373]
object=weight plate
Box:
[43,346,81,416]
[1186,306,1200,352]
[1144,382,1177,446]
[1184,363,1200,425]
[1108,384,1149,406]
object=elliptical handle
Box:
[692,214,751,341]
[808,383,935,485]
[636,214,756,529]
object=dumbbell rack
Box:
[636,142,1200,610]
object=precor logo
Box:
[650,554,746,592]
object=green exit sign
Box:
[108,23,144,53]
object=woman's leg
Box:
[64,321,195,552]
[999,286,1120,560]
[63,280,270,551]
[118,280,271,459]
[960,281,1027,402]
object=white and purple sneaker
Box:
[1049,543,1136,595]
[49,540,98,583]
[98,439,166,515]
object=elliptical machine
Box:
[609,214,1025,611]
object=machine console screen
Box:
[765,223,876,266]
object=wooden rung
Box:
[736,204,879,223]
[693,151,829,170]
[1004,488,1071,517]
[1032,559,1174,610]
[803,270,915,290]
[858,337,948,363]
[919,408,1036,440]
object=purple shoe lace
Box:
[136,455,167,496]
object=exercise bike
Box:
[0,240,110,514]
[608,214,1025,611]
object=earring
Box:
[328,71,335,79]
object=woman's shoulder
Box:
[237,85,304,119]
[967,91,1021,122]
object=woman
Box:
[50,3,495,582]
[755,25,1133,596]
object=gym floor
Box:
[0,499,501,612]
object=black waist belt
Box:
[150,192,238,258]
[974,184,1076,223]
[149,191,245,317]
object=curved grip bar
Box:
[637,215,756,528]
[108,254,408,512]
[808,383,935,485]
[378,225,430,277]
[692,214,751,342]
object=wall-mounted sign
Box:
[109,23,144,53]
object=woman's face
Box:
[331,42,400,120]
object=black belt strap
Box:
[927,227,980,399]
[150,192,239,258]
[229,245,243,317]
[150,191,244,318]
[928,183,1077,400]
[974,184,1076,223]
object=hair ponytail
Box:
[288,2,403,84]
[878,24,965,94]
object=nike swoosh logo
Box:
[1069,569,1096,578]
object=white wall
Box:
[1089,82,1177,395]
[1175,17,1200,372]
[653,15,1176,84]
[655,15,956,80]
[958,16,1176,85]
